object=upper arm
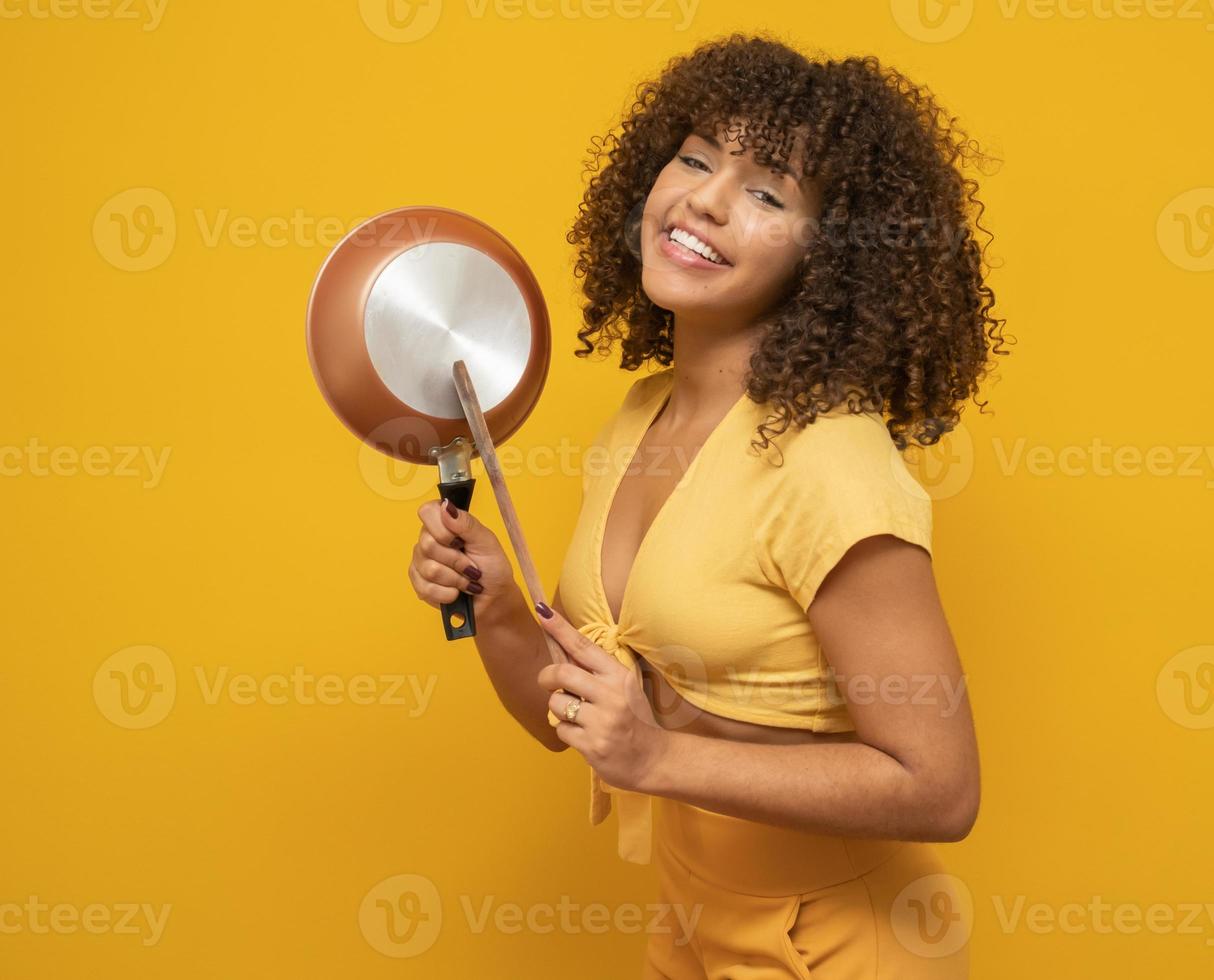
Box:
[753,416,978,837]
[807,535,980,838]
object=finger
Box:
[536,663,565,692]
[407,562,459,606]
[416,500,464,550]
[533,603,619,676]
[416,531,469,571]
[407,563,441,609]
[437,498,493,549]
[549,690,592,726]
[543,662,603,701]
[552,720,590,753]
[415,555,482,595]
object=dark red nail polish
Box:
[535,601,553,619]
[451,536,465,550]
[444,499,459,519]
[464,564,481,580]
[466,581,484,594]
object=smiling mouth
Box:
[659,228,733,269]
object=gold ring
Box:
[563,696,583,723]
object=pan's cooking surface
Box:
[363,242,532,420]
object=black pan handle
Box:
[437,477,477,640]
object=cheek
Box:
[642,175,683,220]
[736,216,808,279]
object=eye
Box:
[679,155,785,209]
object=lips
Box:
[664,221,732,266]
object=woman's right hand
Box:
[409,498,516,612]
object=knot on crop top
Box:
[546,618,654,864]
[580,619,626,654]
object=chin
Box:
[641,276,713,317]
[640,257,731,314]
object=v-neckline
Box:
[595,372,752,629]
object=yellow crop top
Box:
[554,366,934,864]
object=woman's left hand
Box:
[534,605,670,793]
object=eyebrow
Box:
[690,129,794,178]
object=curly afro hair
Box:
[565,31,1013,456]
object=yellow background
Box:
[3,0,1213,976]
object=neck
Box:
[660,314,761,429]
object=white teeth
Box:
[669,227,726,265]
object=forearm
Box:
[471,582,565,752]
[642,731,966,842]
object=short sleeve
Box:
[754,413,933,612]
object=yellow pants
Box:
[642,795,972,978]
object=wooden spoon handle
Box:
[451,360,569,667]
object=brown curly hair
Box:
[566,31,1013,457]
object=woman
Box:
[408,32,1006,978]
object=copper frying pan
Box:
[305,205,562,652]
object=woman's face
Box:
[639,120,823,328]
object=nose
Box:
[686,171,731,226]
